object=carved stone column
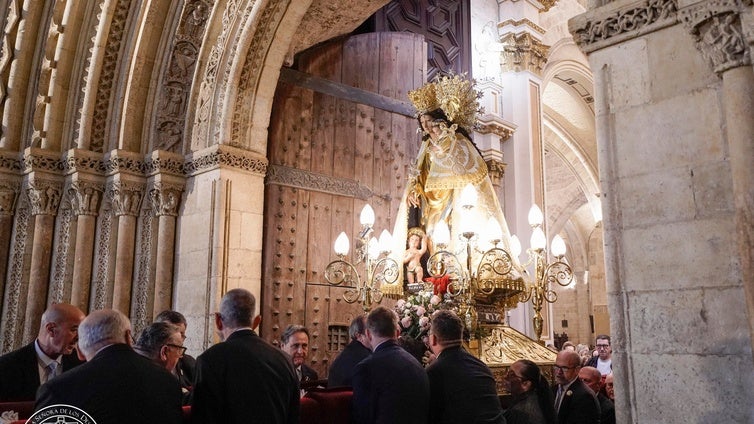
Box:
[150,182,183,313]
[681,3,754,352]
[23,178,63,341]
[0,180,19,297]
[69,181,104,310]
[110,181,144,315]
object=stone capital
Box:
[150,182,183,217]
[0,180,20,217]
[109,181,145,217]
[27,179,63,216]
[69,181,105,216]
[499,32,550,75]
[680,2,752,75]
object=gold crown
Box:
[408,73,482,132]
[408,83,438,115]
[407,227,426,239]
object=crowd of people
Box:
[0,288,617,424]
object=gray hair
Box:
[135,322,180,361]
[348,315,366,340]
[154,310,187,326]
[78,309,131,359]
[281,324,309,345]
[219,288,255,328]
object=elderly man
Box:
[35,309,182,423]
[0,303,85,401]
[327,315,370,388]
[580,366,615,424]
[154,310,196,391]
[191,288,299,424]
[426,310,504,423]
[351,306,429,424]
[553,350,600,424]
[280,324,318,383]
[135,322,189,404]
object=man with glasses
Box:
[155,310,196,392]
[586,335,613,376]
[135,321,190,404]
[553,350,600,424]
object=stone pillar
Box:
[150,182,183,314]
[22,178,62,342]
[110,181,144,315]
[680,3,754,354]
[0,180,19,294]
[68,181,104,311]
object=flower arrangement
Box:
[395,289,453,340]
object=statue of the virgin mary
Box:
[381,74,521,297]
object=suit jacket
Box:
[351,339,429,424]
[426,346,504,424]
[191,329,299,424]
[504,390,552,424]
[176,354,196,389]
[35,343,182,424]
[327,340,371,388]
[597,393,615,424]
[554,378,601,424]
[300,363,319,383]
[0,341,83,401]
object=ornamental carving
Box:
[477,122,514,141]
[485,159,507,187]
[110,182,145,217]
[479,325,556,364]
[0,0,20,139]
[133,206,155,336]
[570,0,677,51]
[680,2,751,74]
[92,209,113,310]
[2,199,29,353]
[143,155,185,177]
[0,181,19,217]
[69,181,104,216]
[27,181,63,216]
[23,154,65,174]
[184,148,268,176]
[499,32,550,75]
[0,153,23,172]
[266,164,375,201]
[150,183,183,217]
[90,0,134,153]
[31,0,65,148]
[231,0,287,148]
[49,207,73,304]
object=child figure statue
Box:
[404,228,428,284]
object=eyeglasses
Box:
[166,344,187,356]
[553,364,578,372]
[596,344,610,349]
[505,370,528,381]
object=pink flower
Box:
[401,316,412,328]
[430,295,441,305]
[419,316,429,328]
[416,306,426,316]
[396,299,406,309]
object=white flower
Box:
[419,316,430,328]
[396,299,406,309]
[430,295,441,305]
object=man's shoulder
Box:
[0,342,34,367]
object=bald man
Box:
[553,350,600,424]
[0,303,85,401]
[580,366,615,424]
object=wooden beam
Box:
[279,67,416,117]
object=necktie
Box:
[296,367,302,382]
[45,362,58,382]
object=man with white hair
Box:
[35,309,182,423]
[0,303,85,401]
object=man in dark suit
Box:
[426,310,504,423]
[553,350,600,424]
[191,288,299,424]
[280,324,318,383]
[351,306,429,424]
[35,309,183,424]
[580,366,615,424]
[327,315,370,388]
[154,309,196,391]
[0,303,85,401]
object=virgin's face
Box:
[420,115,442,141]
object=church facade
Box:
[0,0,751,422]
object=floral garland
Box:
[395,289,455,340]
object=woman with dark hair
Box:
[504,359,557,424]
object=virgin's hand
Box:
[408,191,420,207]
